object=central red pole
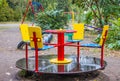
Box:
[58,65,64,72]
[58,33,64,61]
[33,32,39,72]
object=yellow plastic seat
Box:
[99,25,109,46]
[73,23,84,40]
[67,23,84,42]
[19,24,53,50]
[80,25,109,67]
[81,25,109,48]
[28,26,43,49]
[20,24,30,42]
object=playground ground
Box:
[0,23,120,81]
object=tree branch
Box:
[95,0,103,27]
[90,1,99,19]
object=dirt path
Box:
[0,24,120,81]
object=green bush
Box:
[35,10,68,30]
[0,0,21,22]
[13,9,21,21]
[0,6,14,21]
[106,18,120,50]
[0,0,14,21]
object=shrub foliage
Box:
[106,18,120,50]
[35,10,68,30]
[0,0,21,22]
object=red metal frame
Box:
[24,29,108,74]
[27,29,107,72]
[21,0,44,25]
[77,42,80,62]
[27,29,108,73]
[25,30,78,73]
[45,30,77,62]
[58,33,64,60]
[45,41,81,62]
[25,43,28,69]
[58,65,64,72]
[101,30,108,67]
[101,46,104,67]
[33,32,39,72]
[44,42,75,47]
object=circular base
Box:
[50,58,72,64]
[16,70,110,81]
[16,55,107,75]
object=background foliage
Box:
[0,0,120,50]
[0,0,14,21]
[36,10,68,30]
[72,0,120,28]
[35,0,70,30]
[106,18,120,50]
[72,0,120,50]
[0,0,21,21]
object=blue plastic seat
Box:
[81,43,101,48]
[67,39,82,42]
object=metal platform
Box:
[16,55,106,75]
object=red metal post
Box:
[25,43,28,69]
[58,33,64,61]
[33,32,39,72]
[101,46,104,67]
[100,30,108,67]
[77,42,80,63]
[58,65,64,72]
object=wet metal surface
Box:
[16,55,106,74]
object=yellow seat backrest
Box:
[72,23,84,40]
[99,25,109,46]
[20,24,30,42]
[28,26,43,49]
